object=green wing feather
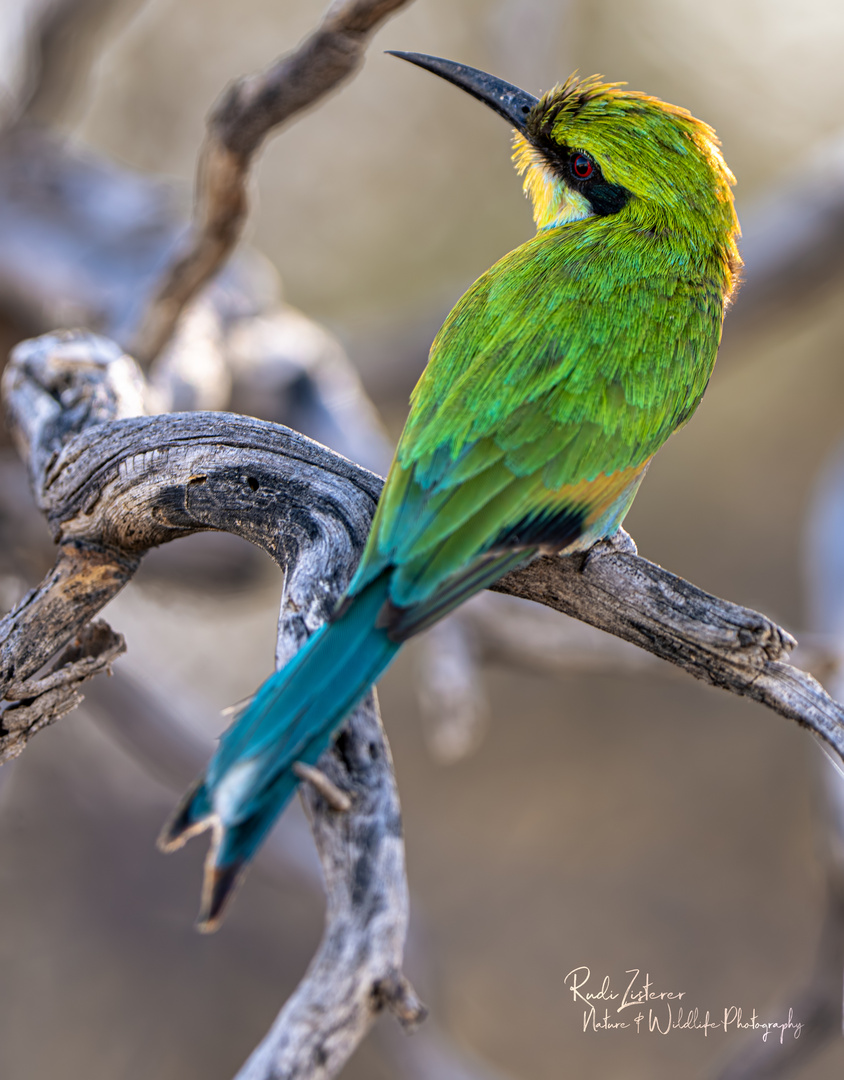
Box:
[350,217,727,625]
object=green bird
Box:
[161,53,741,929]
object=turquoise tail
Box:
[158,575,400,930]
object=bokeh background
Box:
[2,1,844,1078]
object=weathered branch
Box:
[7,2,840,1074]
[131,0,415,365]
[81,668,518,1080]
[1,329,422,1078]
[0,617,124,760]
[5,328,844,765]
[491,539,844,759]
[6,330,844,1076]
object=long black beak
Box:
[387,52,538,135]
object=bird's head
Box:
[389,53,740,279]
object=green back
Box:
[349,75,740,621]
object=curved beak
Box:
[387,52,538,135]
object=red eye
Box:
[571,153,594,180]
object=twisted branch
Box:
[5,331,844,1075]
[1,328,422,1078]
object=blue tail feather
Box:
[162,549,541,929]
[210,576,397,783]
[161,575,401,928]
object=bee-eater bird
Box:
[160,52,741,929]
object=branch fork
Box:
[5,328,844,1080]
[4,4,844,1077]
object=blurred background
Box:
[2,0,844,1078]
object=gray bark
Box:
[4,329,844,1078]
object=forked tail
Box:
[158,576,400,930]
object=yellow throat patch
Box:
[512,134,593,230]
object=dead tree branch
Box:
[81,668,518,1080]
[1,328,424,1078]
[491,541,844,758]
[6,330,844,1075]
[5,327,844,770]
[132,0,415,366]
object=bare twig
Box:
[131,0,415,366]
[293,761,353,812]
